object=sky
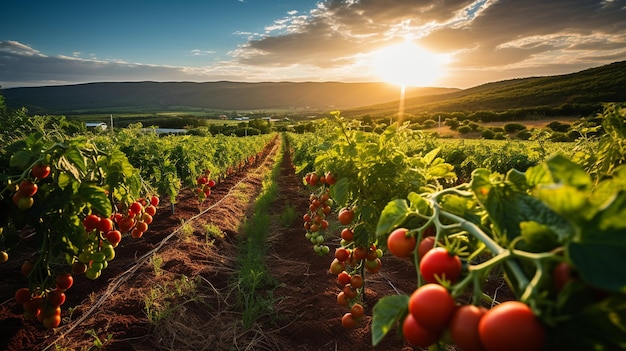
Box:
[1,0,625,89]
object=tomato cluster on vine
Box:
[194,169,216,203]
[302,171,337,256]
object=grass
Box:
[278,203,297,227]
[232,140,283,329]
[143,275,199,324]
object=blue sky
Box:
[1,0,625,88]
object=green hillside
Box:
[343,61,626,117]
[0,81,456,114]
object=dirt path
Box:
[0,136,419,351]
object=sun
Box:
[369,41,447,87]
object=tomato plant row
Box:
[289,105,626,350]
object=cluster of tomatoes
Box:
[388,227,546,351]
[10,163,51,210]
[404,283,544,351]
[302,171,337,256]
[194,169,216,203]
[14,272,73,329]
[330,208,385,328]
[12,195,160,329]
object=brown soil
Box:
[0,137,424,351]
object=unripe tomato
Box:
[0,250,8,263]
[329,258,346,275]
[387,228,416,258]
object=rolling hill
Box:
[0,81,456,114]
[1,61,624,116]
[343,61,626,117]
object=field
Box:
[0,137,429,351]
[0,104,625,351]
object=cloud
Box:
[232,0,626,86]
[1,1,625,89]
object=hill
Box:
[343,61,626,117]
[0,81,456,114]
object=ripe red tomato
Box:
[19,180,38,197]
[118,217,135,233]
[47,290,66,307]
[341,228,354,241]
[387,228,416,258]
[337,271,351,286]
[343,285,357,299]
[353,246,367,260]
[98,218,114,233]
[21,260,34,276]
[32,164,51,179]
[409,284,456,333]
[145,205,157,216]
[350,303,365,318]
[325,172,336,185]
[418,236,438,260]
[450,305,487,351]
[335,248,350,262]
[106,230,122,246]
[337,292,349,306]
[337,208,354,225]
[478,301,545,351]
[419,247,462,284]
[15,287,32,304]
[42,314,61,329]
[350,274,364,289]
[56,273,74,290]
[552,262,574,292]
[208,179,216,188]
[341,312,355,329]
[150,195,160,206]
[402,313,440,348]
[130,201,143,215]
[83,214,101,232]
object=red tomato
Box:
[552,262,574,292]
[15,287,31,304]
[418,236,438,260]
[341,228,354,241]
[409,284,456,333]
[83,214,101,232]
[350,303,365,318]
[350,274,364,289]
[55,273,73,290]
[337,271,351,286]
[325,172,336,185]
[98,218,114,233]
[43,314,61,329]
[420,247,462,284]
[450,305,487,351]
[337,291,349,306]
[47,290,66,307]
[106,230,122,246]
[338,208,354,225]
[341,312,355,328]
[478,301,545,351]
[150,195,160,206]
[402,313,440,348]
[353,246,367,260]
[387,228,416,258]
[32,164,51,179]
[130,201,143,214]
[19,180,38,197]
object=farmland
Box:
[1,67,626,350]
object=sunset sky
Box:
[1,0,625,89]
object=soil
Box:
[0,136,459,351]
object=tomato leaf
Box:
[329,176,350,207]
[9,150,33,169]
[376,199,409,237]
[77,184,112,217]
[371,295,409,346]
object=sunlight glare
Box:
[370,41,447,87]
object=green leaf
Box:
[77,184,112,217]
[519,221,560,252]
[376,199,409,237]
[593,191,626,231]
[545,154,592,190]
[372,295,409,346]
[9,150,33,169]
[407,192,430,214]
[329,177,350,207]
[65,145,87,175]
